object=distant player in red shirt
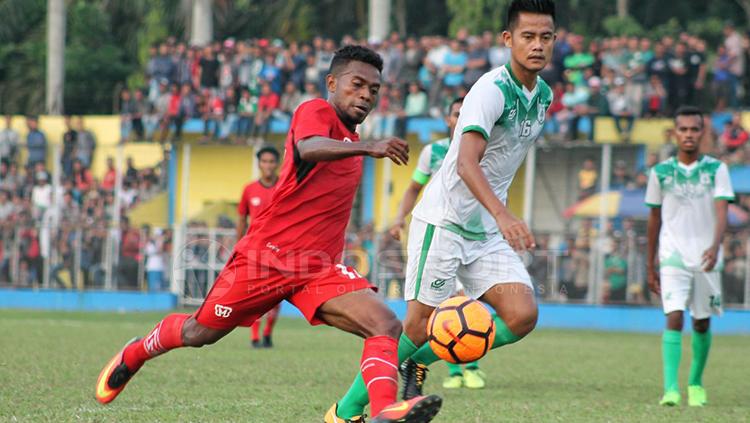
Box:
[236,145,282,348]
[95,45,442,423]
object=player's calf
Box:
[402,299,437,346]
[181,316,231,347]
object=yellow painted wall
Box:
[175,145,254,224]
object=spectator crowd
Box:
[119,24,750,146]
[0,115,169,289]
[2,25,749,304]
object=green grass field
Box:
[0,309,747,422]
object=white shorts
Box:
[660,267,723,319]
[404,218,533,307]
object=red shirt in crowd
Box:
[258,93,280,113]
[101,168,116,191]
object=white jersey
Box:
[412,64,552,240]
[645,155,735,271]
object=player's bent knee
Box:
[506,306,538,338]
[403,314,430,346]
[359,309,401,339]
[692,318,710,333]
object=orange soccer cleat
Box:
[94,337,141,404]
[370,394,442,423]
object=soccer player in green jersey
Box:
[389,97,487,391]
[328,1,556,419]
[646,106,734,407]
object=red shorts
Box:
[195,252,375,330]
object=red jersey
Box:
[238,179,276,231]
[236,98,362,272]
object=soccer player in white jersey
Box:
[329,1,557,418]
[646,106,734,407]
[389,97,488,391]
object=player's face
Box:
[327,61,381,127]
[258,153,279,179]
[503,12,555,73]
[674,115,703,154]
[446,102,461,139]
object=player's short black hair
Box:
[256,145,280,161]
[507,0,556,30]
[329,45,383,75]
[674,106,704,128]
[447,97,464,115]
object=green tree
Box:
[446,0,511,36]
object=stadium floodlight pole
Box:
[46,0,65,115]
[368,0,391,43]
[745,236,750,309]
[591,143,612,304]
[191,0,214,46]
[617,0,629,18]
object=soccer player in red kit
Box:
[95,45,442,423]
[237,145,282,348]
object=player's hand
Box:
[367,137,409,165]
[496,212,535,253]
[389,220,405,241]
[702,244,719,271]
[647,267,661,295]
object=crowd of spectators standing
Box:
[0,115,168,289]
[120,24,750,146]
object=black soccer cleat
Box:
[399,358,428,401]
[262,335,273,348]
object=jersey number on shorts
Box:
[336,264,362,279]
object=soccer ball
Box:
[426,296,495,364]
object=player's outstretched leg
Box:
[319,289,441,423]
[688,317,711,407]
[95,314,230,404]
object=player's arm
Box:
[390,181,424,240]
[389,146,432,240]
[296,136,409,165]
[457,132,534,252]
[645,169,662,294]
[703,163,734,271]
[236,214,248,241]
[702,200,728,271]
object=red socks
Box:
[123,313,189,371]
[251,321,261,342]
[360,336,399,416]
[263,306,279,337]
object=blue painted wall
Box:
[0,289,177,312]
[2,289,747,335]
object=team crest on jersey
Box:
[251,197,261,206]
[214,304,233,318]
[508,108,517,120]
